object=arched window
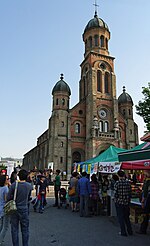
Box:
[104,121,109,132]
[129,109,131,115]
[61,142,63,147]
[97,70,102,92]
[100,35,104,47]
[99,121,103,132]
[56,98,59,105]
[94,35,99,46]
[123,109,126,116]
[83,77,86,97]
[105,72,109,93]
[89,36,92,48]
[60,157,63,163]
[106,38,108,50]
[62,98,65,106]
[75,123,80,134]
[85,73,88,95]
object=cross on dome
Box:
[93,0,99,17]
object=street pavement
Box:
[4,196,150,246]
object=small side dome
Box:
[52,74,71,96]
[118,86,133,105]
[84,11,109,33]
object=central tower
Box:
[79,10,119,158]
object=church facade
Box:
[23,11,139,174]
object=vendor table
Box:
[130,198,143,223]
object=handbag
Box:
[68,186,76,196]
[4,181,18,215]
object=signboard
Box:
[98,162,121,173]
[48,162,54,170]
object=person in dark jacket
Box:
[90,174,99,215]
[10,168,17,184]
[33,175,49,213]
[53,169,61,208]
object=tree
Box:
[136,82,150,132]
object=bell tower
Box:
[79,9,119,159]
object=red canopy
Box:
[121,159,150,170]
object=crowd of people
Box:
[0,167,149,245]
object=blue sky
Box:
[0,0,150,158]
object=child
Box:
[33,175,49,213]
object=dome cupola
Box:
[118,86,133,105]
[82,10,110,57]
[52,74,71,96]
[84,11,109,33]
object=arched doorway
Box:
[72,151,81,163]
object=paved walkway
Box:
[4,196,150,246]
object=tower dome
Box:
[118,86,133,105]
[84,11,109,33]
[52,74,71,96]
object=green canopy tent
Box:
[80,146,127,165]
[79,146,127,174]
[118,142,150,162]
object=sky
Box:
[0,0,150,159]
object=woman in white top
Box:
[0,175,9,245]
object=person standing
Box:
[137,170,150,234]
[53,169,61,208]
[33,175,49,213]
[0,175,9,245]
[77,171,91,217]
[101,175,109,209]
[10,168,18,184]
[69,172,79,212]
[90,174,99,216]
[114,170,133,236]
[7,169,32,246]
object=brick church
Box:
[23,10,139,175]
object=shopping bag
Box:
[4,200,17,215]
[68,186,76,196]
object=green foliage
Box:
[136,82,150,131]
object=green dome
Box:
[52,74,71,96]
[84,12,109,33]
[118,86,133,105]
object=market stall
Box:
[118,145,150,223]
[75,145,127,175]
[75,146,128,216]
